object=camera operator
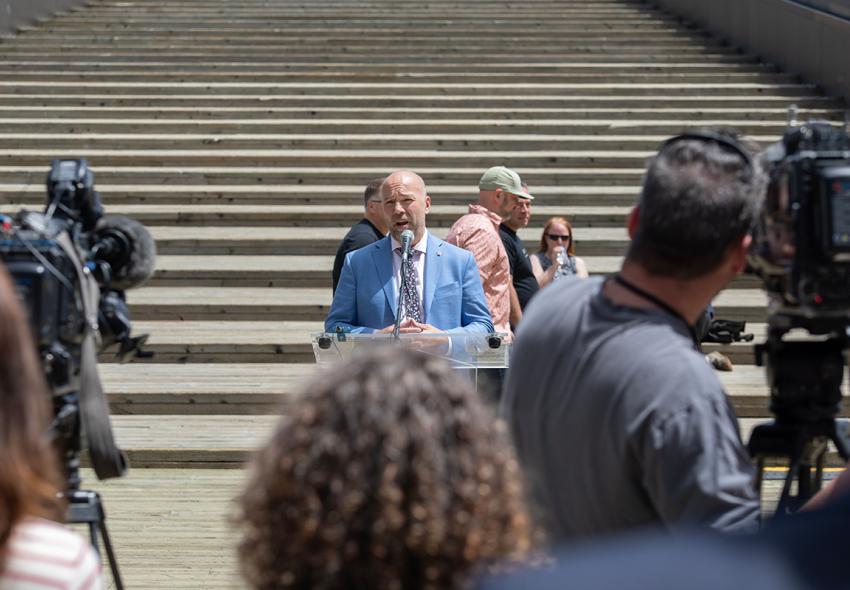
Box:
[0,263,102,589]
[502,130,765,540]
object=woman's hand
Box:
[547,244,564,263]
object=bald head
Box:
[380,170,431,244]
[383,170,426,196]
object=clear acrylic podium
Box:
[311,332,510,391]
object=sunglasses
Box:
[547,234,571,242]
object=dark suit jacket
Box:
[332,218,385,293]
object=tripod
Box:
[66,487,124,590]
[54,395,125,589]
[748,324,850,515]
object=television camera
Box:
[0,159,156,588]
[747,110,850,514]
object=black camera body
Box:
[0,159,155,483]
[749,120,850,323]
[0,222,84,392]
[0,160,150,393]
[745,120,850,513]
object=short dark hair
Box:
[627,130,763,278]
[363,177,385,206]
[235,347,535,590]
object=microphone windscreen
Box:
[95,215,157,290]
[401,229,414,247]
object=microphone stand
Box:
[392,248,410,341]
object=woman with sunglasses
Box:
[530,216,588,287]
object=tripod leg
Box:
[87,522,100,555]
[813,451,826,495]
[98,520,124,590]
[754,458,765,497]
[777,455,801,516]
[797,462,814,503]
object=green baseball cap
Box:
[478,166,534,200]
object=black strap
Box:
[612,273,699,348]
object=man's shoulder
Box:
[346,236,388,264]
[499,226,521,252]
[429,235,474,263]
[526,275,602,314]
[450,212,496,234]
[343,219,381,244]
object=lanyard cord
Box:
[612,273,699,349]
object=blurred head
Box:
[380,170,431,244]
[504,183,532,231]
[0,263,63,552]
[362,176,388,234]
[504,198,532,231]
[539,216,575,256]
[627,130,763,279]
[236,347,535,590]
[478,167,533,221]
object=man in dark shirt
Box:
[503,131,763,541]
[499,186,538,323]
[331,177,388,293]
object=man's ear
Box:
[424,194,431,213]
[729,234,752,275]
[627,205,640,239]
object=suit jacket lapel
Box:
[423,233,442,318]
[373,237,397,319]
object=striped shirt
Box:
[0,518,103,590]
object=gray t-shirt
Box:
[502,276,759,540]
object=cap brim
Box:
[513,189,534,200]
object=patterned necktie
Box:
[397,248,422,322]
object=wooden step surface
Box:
[103,320,321,363]
[104,414,847,467]
[125,285,770,321]
[110,318,765,366]
[98,361,850,419]
[144,254,763,289]
[1,203,636,227]
[182,259,758,291]
[141,225,632,255]
[77,468,243,590]
[0,105,836,119]
[82,465,821,589]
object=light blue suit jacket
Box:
[325,233,493,334]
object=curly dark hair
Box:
[235,347,536,590]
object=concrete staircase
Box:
[0,0,844,586]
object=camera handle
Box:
[748,332,850,515]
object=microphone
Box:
[400,229,414,262]
[91,215,157,290]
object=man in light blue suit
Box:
[326,170,493,335]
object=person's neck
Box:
[502,221,520,233]
[476,196,505,221]
[607,261,718,325]
[364,212,388,235]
